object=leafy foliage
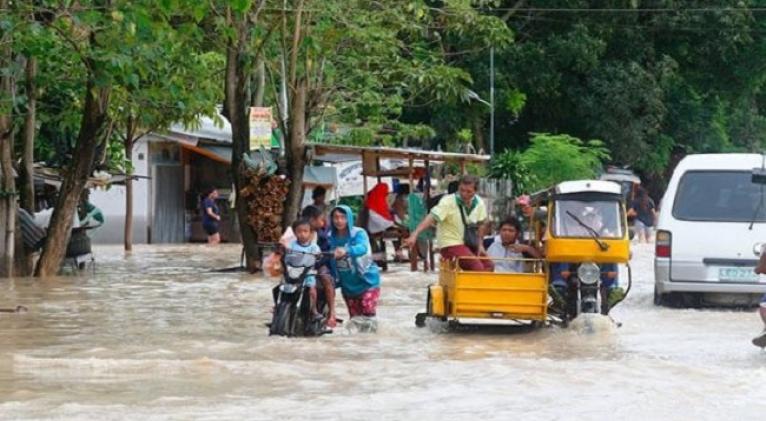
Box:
[491,133,610,194]
[489,149,532,195]
[8,0,766,200]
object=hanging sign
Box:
[249,107,273,149]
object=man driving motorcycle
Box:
[550,201,625,312]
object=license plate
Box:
[718,267,760,283]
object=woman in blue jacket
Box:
[328,205,381,318]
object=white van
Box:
[654,153,766,306]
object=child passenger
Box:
[287,218,322,320]
[487,218,541,273]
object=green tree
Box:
[212,0,511,272]
[0,0,15,276]
[109,20,222,252]
[0,1,216,276]
[482,0,766,190]
[491,133,609,193]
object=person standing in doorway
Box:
[201,189,221,244]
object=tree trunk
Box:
[19,56,37,275]
[20,58,36,213]
[123,118,137,252]
[123,132,134,252]
[35,79,110,277]
[124,170,133,251]
[0,127,14,278]
[225,27,261,272]
[0,0,15,277]
[282,79,307,228]
[252,58,266,107]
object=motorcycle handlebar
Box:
[283,249,348,260]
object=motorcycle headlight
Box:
[287,267,305,279]
[577,262,600,285]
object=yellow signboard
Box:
[249,107,273,149]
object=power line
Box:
[509,15,766,34]
[485,7,766,13]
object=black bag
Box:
[458,203,480,253]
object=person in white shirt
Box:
[486,217,541,273]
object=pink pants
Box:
[344,288,380,317]
[440,245,494,272]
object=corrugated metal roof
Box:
[309,143,490,163]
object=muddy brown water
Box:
[0,244,764,420]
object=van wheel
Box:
[653,286,672,307]
[678,292,702,308]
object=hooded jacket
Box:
[328,205,381,297]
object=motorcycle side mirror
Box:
[752,167,766,184]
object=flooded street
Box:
[1,243,764,420]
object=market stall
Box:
[308,143,490,272]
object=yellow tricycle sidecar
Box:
[416,257,548,327]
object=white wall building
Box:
[89,141,151,244]
[89,114,238,244]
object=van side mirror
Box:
[752,167,766,184]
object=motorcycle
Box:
[415,180,631,332]
[533,180,632,324]
[269,250,333,337]
[550,262,626,319]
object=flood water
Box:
[0,243,764,420]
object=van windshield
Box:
[673,171,766,222]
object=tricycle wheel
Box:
[415,312,427,328]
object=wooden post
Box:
[423,160,430,272]
[376,155,382,184]
[424,160,436,272]
[460,160,466,174]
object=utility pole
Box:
[489,46,495,154]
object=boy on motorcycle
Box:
[287,219,322,321]
[303,205,337,328]
[328,206,382,319]
[282,205,338,328]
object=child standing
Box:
[287,219,322,320]
[328,206,381,319]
